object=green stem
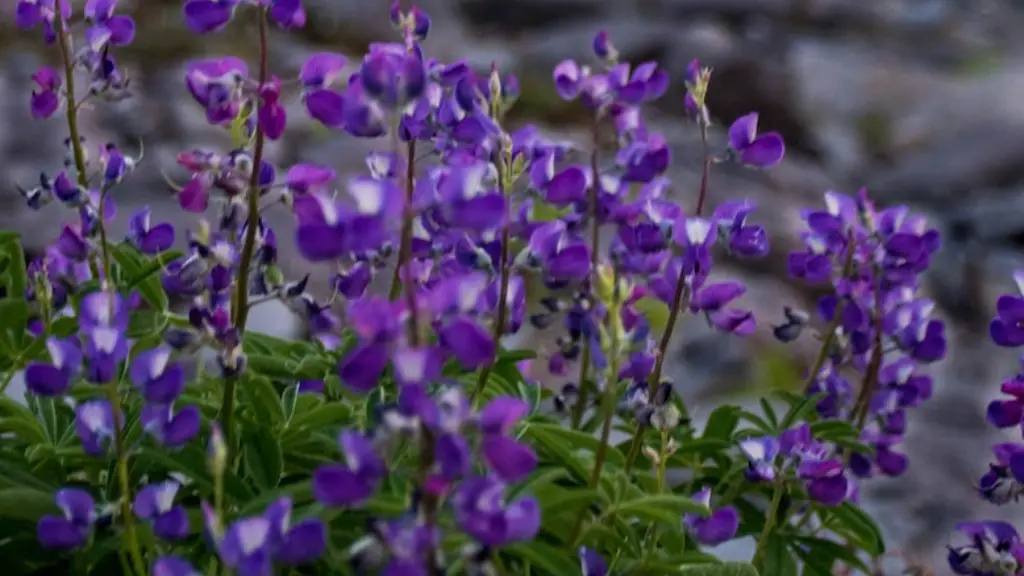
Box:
[752,478,785,572]
[55,17,144,576]
[223,7,270,451]
[389,138,418,303]
[0,370,17,395]
[801,235,856,394]
[470,148,512,407]
[570,120,603,430]
[569,291,623,547]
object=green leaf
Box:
[284,402,350,437]
[524,423,625,467]
[523,424,591,482]
[702,405,740,440]
[0,418,47,445]
[243,428,284,491]
[809,420,858,441]
[758,398,779,429]
[496,349,537,364]
[110,244,169,311]
[634,296,670,335]
[240,374,285,427]
[792,536,870,574]
[678,562,759,575]
[137,446,253,502]
[758,535,796,576]
[518,379,541,416]
[0,299,30,355]
[0,487,57,521]
[778,392,820,429]
[828,502,885,556]
[244,354,295,380]
[1,240,27,307]
[614,494,709,524]
[504,541,579,575]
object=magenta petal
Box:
[296,223,346,262]
[179,177,209,213]
[727,113,758,150]
[304,89,345,127]
[740,133,785,168]
[313,464,375,507]
[481,435,537,483]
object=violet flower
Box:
[127,208,175,254]
[727,112,785,168]
[24,337,81,396]
[452,475,540,547]
[75,399,117,457]
[313,430,387,507]
[134,481,189,541]
[29,66,61,119]
[37,488,96,550]
[684,487,740,546]
[947,521,1024,575]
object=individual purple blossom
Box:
[37,488,96,550]
[141,403,201,448]
[991,271,1024,348]
[947,521,1024,575]
[313,430,387,507]
[740,436,779,482]
[477,397,537,483]
[127,208,175,254]
[727,112,785,168]
[713,199,769,258]
[579,547,608,576]
[294,177,403,262]
[452,475,540,547]
[24,337,81,396]
[350,512,440,574]
[690,281,756,336]
[552,59,584,101]
[268,0,306,29]
[262,497,327,566]
[988,374,1024,429]
[184,57,248,125]
[978,443,1024,505]
[129,346,186,404]
[30,66,61,119]
[82,325,129,384]
[16,0,71,43]
[182,0,240,34]
[153,556,200,576]
[684,487,740,546]
[83,0,135,50]
[134,481,189,541]
[359,42,427,110]
[75,399,117,457]
[258,77,287,140]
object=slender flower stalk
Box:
[570,268,624,545]
[624,120,710,474]
[851,270,885,430]
[390,139,418,303]
[470,146,512,406]
[570,120,603,430]
[800,234,856,394]
[53,14,145,576]
[223,6,270,450]
[752,477,786,572]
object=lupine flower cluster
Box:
[0,0,996,575]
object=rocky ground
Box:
[5,0,1024,571]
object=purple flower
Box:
[439,317,495,371]
[83,0,135,50]
[24,337,81,396]
[727,112,785,168]
[268,0,306,29]
[978,443,1024,505]
[129,346,186,404]
[153,556,200,576]
[947,521,1024,575]
[262,498,326,565]
[313,430,386,507]
[75,399,117,457]
[184,57,248,125]
[127,208,175,254]
[991,272,1024,347]
[988,376,1024,429]
[134,481,189,541]
[477,397,537,483]
[684,488,739,546]
[216,516,273,575]
[579,547,608,576]
[183,0,240,34]
[37,488,96,550]
[141,403,201,448]
[83,326,129,384]
[552,59,584,101]
[30,66,60,119]
[358,42,426,110]
[452,475,540,547]
[740,436,779,482]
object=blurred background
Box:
[4,0,1024,571]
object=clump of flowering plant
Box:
[0,0,998,575]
